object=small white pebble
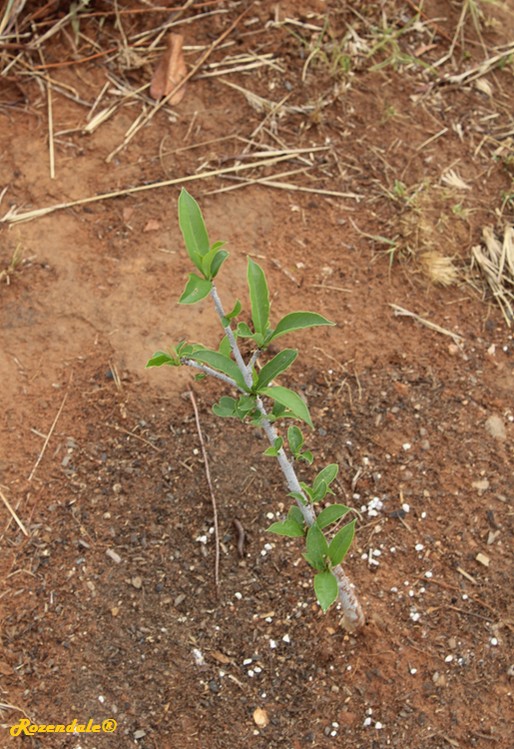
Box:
[402,503,410,513]
[265,617,273,623]
[196,535,208,545]
[445,655,453,663]
[346,665,352,671]
[247,669,254,677]
[375,722,384,730]
[243,658,253,666]
[254,666,262,673]
[282,634,291,644]
[330,730,337,737]
[425,571,433,578]
[264,543,273,551]
[266,512,274,520]
[361,553,368,560]
[462,594,468,600]
[363,717,373,727]
[390,547,396,553]
[269,639,277,649]
[261,692,267,698]
[421,511,427,519]
[390,586,398,593]
[332,722,339,728]
[260,550,267,557]
[402,443,411,451]
[408,590,415,597]
[410,612,421,622]
[366,708,373,715]
[193,448,199,455]
[490,638,498,646]
[234,592,243,600]
[410,668,417,675]
[415,543,424,552]
[209,527,214,535]
[98,695,105,704]
[372,549,382,557]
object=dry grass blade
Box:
[1,152,336,224]
[390,304,464,344]
[471,225,514,326]
[0,486,29,536]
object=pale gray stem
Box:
[208,283,364,631]
[183,359,240,390]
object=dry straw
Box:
[472,226,514,326]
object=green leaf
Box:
[210,249,229,279]
[312,479,328,503]
[178,189,210,271]
[146,350,179,368]
[328,519,356,566]
[256,349,298,390]
[288,505,305,526]
[287,425,304,456]
[268,311,335,342]
[212,396,237,418]
[188,349,247,390]
[263,436,283,457]
[179,273,212,304]
[247,258,270,336]
[260,386,312,428]
[304,523,328,571]
[236,321,254,338]
[267,517,304,537]
[314,570,339,612]
[235,395,258,414]
[218,334,232,357]
[288,491,307,506]
[317,504,351,530]
[221,300,241,327]
[313,464,339,493]
[299,450,314,465]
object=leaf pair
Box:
[178,190,228,301]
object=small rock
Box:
[472,478,489,496]
[131,576,143,589]
[106,548,122,564]
[475,552,490,567]
[253,708,269,727]
[485,415,506,441]
[134,729,146,740]
[432,671,447,687]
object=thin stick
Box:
[390,304,464,345]
[106,424,163,453]
[188,390,220,592]
[28,390,68,481]
[1,153,305,225]
[0,487,29,536]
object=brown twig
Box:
[188,390,220,592]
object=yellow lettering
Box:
[28,724,38,734]
[46,725,55,732]
[10,718,31,737]
[55,725,65,733]
[66,719,78,733]
[92,725,100,732]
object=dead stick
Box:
[188,389,220,591]
[28,390,68,482]
[0,487,29,536]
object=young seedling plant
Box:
[147,189,364,632]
